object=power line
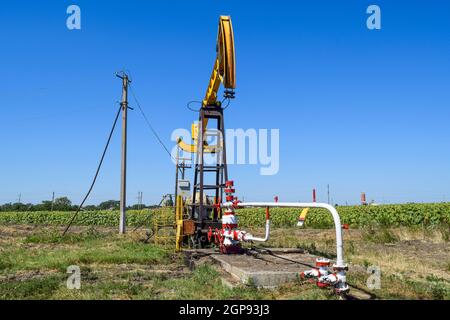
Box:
[128,84,175,162]
[186,100,202,112]
[62,104,122,236]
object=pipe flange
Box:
[332,264,348,271]
[225,180,234,187]
[316,257,331,267]
[334,284,350,294]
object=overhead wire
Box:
[187,100,202,112]
[62,104,122,236]
[62,76,184,237]
[221,96,232,110]
[62,79,229,237]
[128,84,177,163]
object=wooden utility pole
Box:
[327,184,330,204]
[51,192,55,211]
[117,72,130,234]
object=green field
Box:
[0,225,449,300]
[1,202,449,228]
[0,203,449,300]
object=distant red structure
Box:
[361,192,367,205]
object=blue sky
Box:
[1,0,449,205]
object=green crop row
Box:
[236,203,450,228]
[0,209,159,227]
[0,203,449,229]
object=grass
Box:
[0,225,448,300]
[346,272,450,300]
[0,226,338,300]
[362,226,399,244]
[244,224,450,299]
[0,229,171,273]
[24,227,105,244]
[0,275,65,300]
[0,264,336,300]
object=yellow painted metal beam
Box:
[175,195,183,252]
[178,16,235,156]
[177,137,217,153]
[297,208,309,227]
[203,15,236,107]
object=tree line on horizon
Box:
[0,196,173,212]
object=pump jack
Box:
[172,15,350,294]
[176,16,236,249]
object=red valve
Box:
[222,223,238,229]
[316,281,330,288]
[213,228,218,244]
[316,261,330,267]
[225,180,234,187]
[265,207,270,220]
[342,224,349,230]
[207,227,213,242]
[216,228,224,243]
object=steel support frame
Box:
[191,105,228,246]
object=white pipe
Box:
[244,220,270,242]
[226,202,345,268]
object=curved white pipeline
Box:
[226,201,345,268]
[244,220,270,242]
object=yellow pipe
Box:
[177,137,217,153]
[175,195,183,252]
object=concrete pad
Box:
[209,248,323,288]
[184,248,372,299]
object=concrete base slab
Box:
[180,247,322,288]
[183,248,372,299]
[210,248,320,288]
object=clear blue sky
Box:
[1,0,449,205]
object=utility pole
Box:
[18,193,21,203]
[174,145,180,214]
[138,191,143,209]
[181,161,186,179]
[327,184,330,204]
[136,192,140,209]
[117,72,131,234]
[51,192,55,211]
